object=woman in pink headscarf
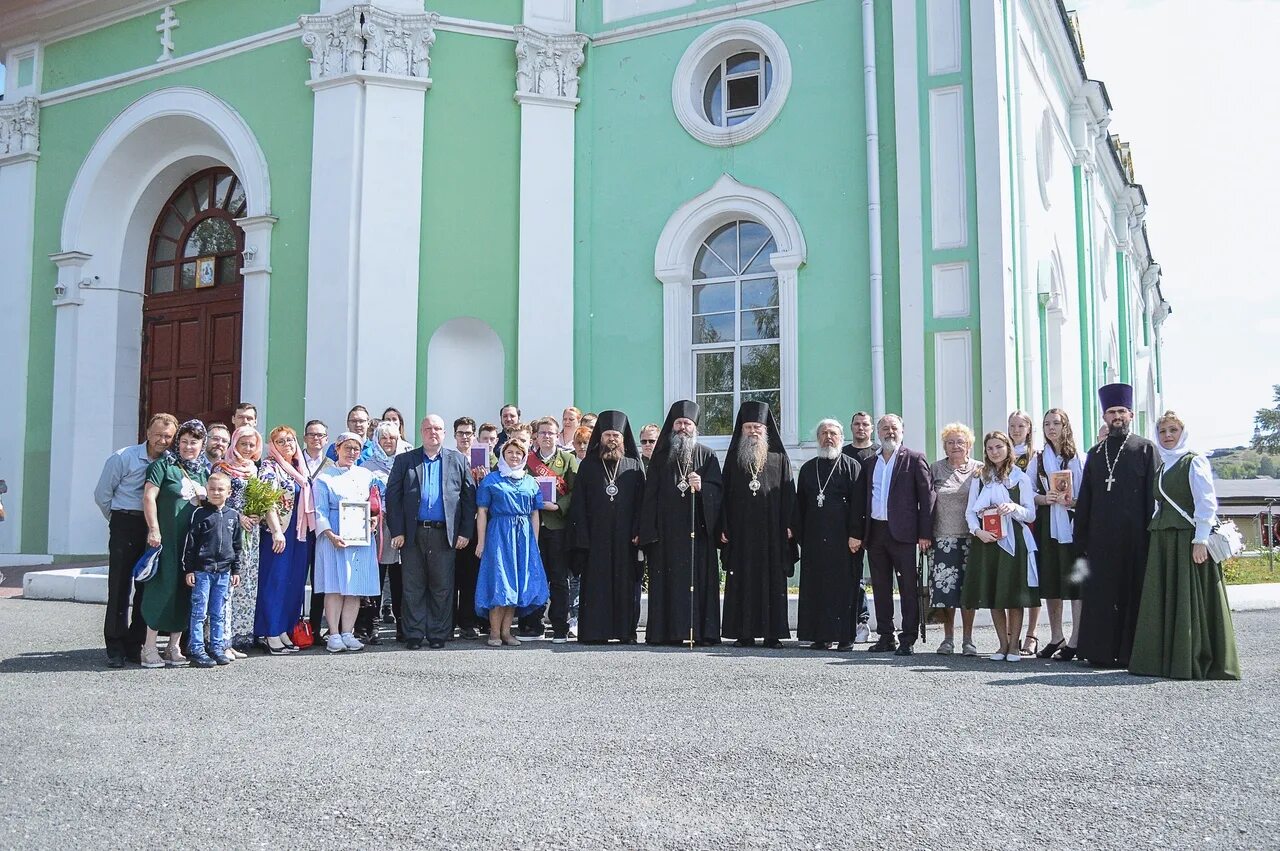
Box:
[218,425,263,656]
[254,425,316,654]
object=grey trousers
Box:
[400,525,455,641]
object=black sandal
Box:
[1037,639,1064,659]
[1053,644,1077,661]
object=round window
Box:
[672,20,791,147]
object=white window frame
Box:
[703,50,770,128]
[655,174,806,449]
[671,19,791,148]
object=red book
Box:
[981,510,1004,538]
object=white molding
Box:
[931,262,969,318]
[593,0,820,46]
[307,70,433,93]
[0,98,40,161]
[48,88,273,553]
[933,331,973,455]
[892,0,926,446]
[514,26,587,101]
[40,23,300,107]
[3,42,42,98]
[670,18,791,148]
[927,85,968,250]
[654,173,806,445]
[603,0,693,25]
[524,0,575,34]
[925,0,962,76]
[437,16,518,40]
[299,6,439,83]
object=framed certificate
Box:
[195,255,217,288]
[535,476,557,505]
[338,500,371,545]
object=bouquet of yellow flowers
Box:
[240,477,284,548]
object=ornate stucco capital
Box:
[300,5,439,84]
[0,97,40,165]
[514,26,588,105]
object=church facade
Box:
[0,0,1169,556]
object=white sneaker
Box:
[326,634,346,653]
[340,632,364,651]
[1005,651,1022,662]
[988,651,1006,662]
[855,623,870,644]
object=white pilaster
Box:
[0,97,40,552]
[235,214,278,421]
[514,26,586,418]
[524,0,576,34]
[300,5,435,426]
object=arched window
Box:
[147,167,246,296]
[655,175,805,446]
[691,220,780,436]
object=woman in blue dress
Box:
[474,438,549,647]
[313,432,381,653]
[254,425,314,654]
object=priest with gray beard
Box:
[718,401,797,648]
[794,419,866,651]
[638,400,724,646]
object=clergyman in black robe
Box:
[719,401,798,647]
[795,419,866,650]
[638,400,724,646]
[1073,383,1158,667]
[568,410,645,644]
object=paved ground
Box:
[1,598,1275,849]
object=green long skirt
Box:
[960,533,1038,610]
[1129,527,1240,681]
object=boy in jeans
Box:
[184,472,242,667]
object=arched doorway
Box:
[140,166,246,433]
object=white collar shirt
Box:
[871,446,900,521]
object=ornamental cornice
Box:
[300,5,439,83]
[0,97,40,162]
[514,26,587,103]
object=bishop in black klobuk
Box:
[568,410,646,644]
[637,400,724,646]
[1073,382,1158,668]
[718,401,798,648]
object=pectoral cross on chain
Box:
[1105,473,1115,492]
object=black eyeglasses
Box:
[304,432,327,439]
[640,439,656,445]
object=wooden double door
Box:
[139,167,247,435]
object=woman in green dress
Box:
[961,431,1039,661]
[1129,412,1240,680]
[140,419,209,668]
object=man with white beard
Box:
[638,401,724,646]
[794,420,867,651]
[718,401,797,648]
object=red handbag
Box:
[290,617,315,649]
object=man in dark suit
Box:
[387,414,477,649]
[851,414,935,656]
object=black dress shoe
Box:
[1053,644,1078,661]
[733,638,756,647]
[835,642,853,652]
[763,639,783,649]
[868,637,897,652]
[405,638,423,650]
[457,627,479,640]
[106,653,124,669]
[895,643,915,656]
[809,641,831,650]
[125,649,142,665]
[428,639,446,649]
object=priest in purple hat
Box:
[718,401,798,648]
[1072,382,1157,667]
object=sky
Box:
[1067,0,1279,450]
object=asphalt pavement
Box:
[0,597,1275,849]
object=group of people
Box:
[93,382,1239,680]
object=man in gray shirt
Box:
[93,413,177,667]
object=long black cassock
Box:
[719,403,798,642]
[569,444,646,642]
[794,453,865,644]
[1073,431,1157,667]
[638,443,723,645]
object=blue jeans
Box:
[189,571,231,657]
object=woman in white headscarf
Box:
[1128,411,1239,680]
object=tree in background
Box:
[1254,384,1280,453]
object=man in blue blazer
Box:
[387,414,477,649]
[851,414,936,656]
